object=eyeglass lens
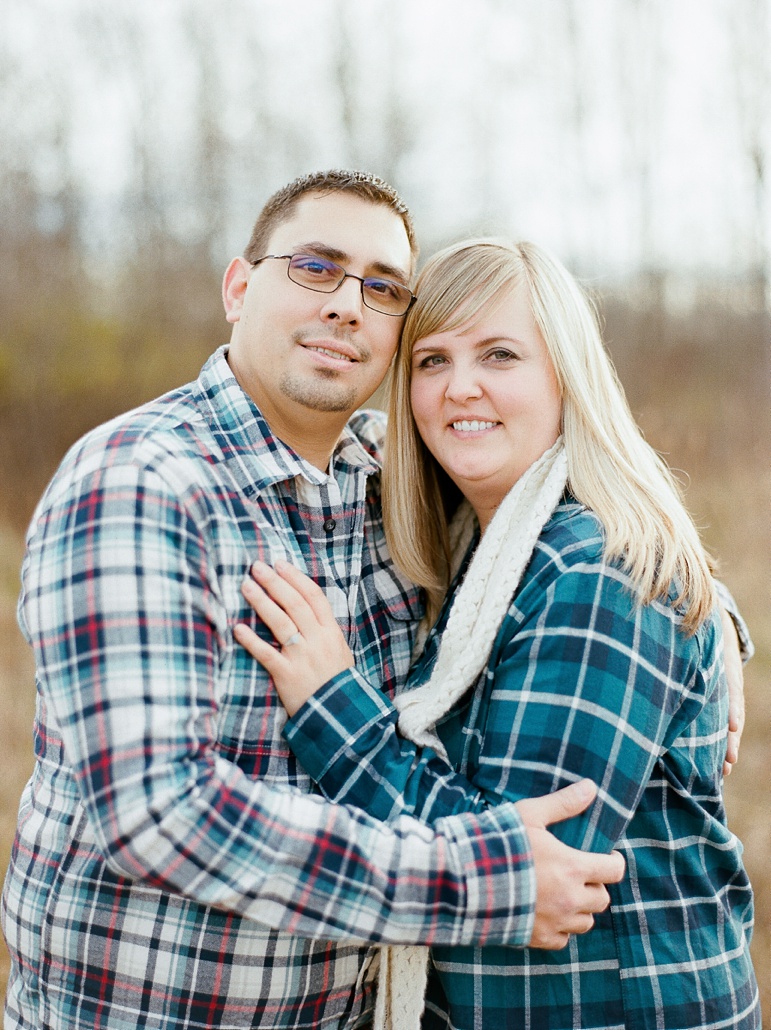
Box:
[287,254,412,315]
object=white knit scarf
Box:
[373,438,568,1030]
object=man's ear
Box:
[222,257,250,324]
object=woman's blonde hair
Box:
[383,238,715,632]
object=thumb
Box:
[515,779,598,830]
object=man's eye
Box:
[294,257,337,277]
[366,278,400,299]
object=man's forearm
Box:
[21,462,537,949]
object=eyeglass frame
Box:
[250,253,417,317]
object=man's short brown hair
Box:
[244,169,418,275]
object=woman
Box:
[234,239,760,1029]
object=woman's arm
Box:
[233,560,628,947]
[235,550,718,853]
[234,560,497,822]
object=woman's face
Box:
[409,282,562,529]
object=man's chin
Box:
[279,373,357,415]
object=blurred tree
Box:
[184,0,230,266]
[0,2,94,521]
[613,0,665,279]
[729,0,771,312]
[329,0,416,186]
[560,0,603,273]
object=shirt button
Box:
[323,518,336,533]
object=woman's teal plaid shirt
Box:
[285,500,761,1029]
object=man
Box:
[1,169,733,1030]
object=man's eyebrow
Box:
[295,242,410,286]
[371,261,411,286]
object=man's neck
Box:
[268,415,343,472]
[225,349,346,471]
[250,394,345,471]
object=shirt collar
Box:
[195,346,380,491]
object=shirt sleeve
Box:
[18,460,536,947]
[713,578,754,661]
[284,666,487,822]
[285,555,719,855]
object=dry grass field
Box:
[0,303,768,1019]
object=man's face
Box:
[224,192,413,450]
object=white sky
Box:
[2,0,770,280]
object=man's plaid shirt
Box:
[2,348,537,1030]
[285,499,760,1029]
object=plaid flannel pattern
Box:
[286,499,761,1029]
[1,348,536,1030]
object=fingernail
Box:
[575,778,597,801]
[251,560,267,576]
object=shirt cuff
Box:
[714,579,754,662]
[438,803,537,947]
[283,667,395,784]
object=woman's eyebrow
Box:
[412,340,448,354]
[413,334,523,353]
[473,334,524,348]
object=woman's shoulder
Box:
[510,497,609,614]
[537,494,606,565]
[526,497,719,654]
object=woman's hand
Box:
[234,559,354,716]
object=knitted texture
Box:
[373,946,430,1030]
[373,439,568,1030]
[395,438,568,758]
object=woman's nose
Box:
[444,365,483,402]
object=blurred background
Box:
[1,0,769,1014]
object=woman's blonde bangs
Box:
[401,239,527,357]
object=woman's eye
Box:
[488,348,516,362]
[416,354,446,369]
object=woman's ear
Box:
[222,257,250,324]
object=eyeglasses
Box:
[251,253,416,317]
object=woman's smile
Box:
[449,419,501,433]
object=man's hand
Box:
[515,780,625,950]
[720,605,745,776]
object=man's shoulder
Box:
[68,381,205,468]
[38,374,220,516]
[347,408,388,464]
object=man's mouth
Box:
[304,345,357,363]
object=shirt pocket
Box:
[356,562,425,700]
[211,545,312,788]
[214,663,304,784]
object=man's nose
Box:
[319,276,364,325]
